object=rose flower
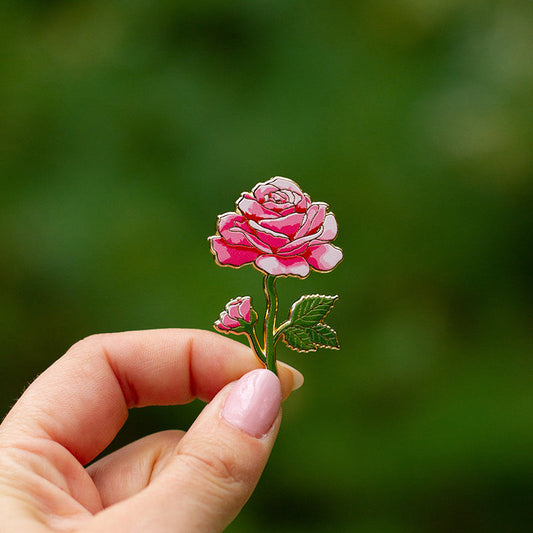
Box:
[209,177,342,278]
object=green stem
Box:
[263,274,278,375]
[273,321,290,345]
[245,328,266,364]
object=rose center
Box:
[266,190,302,205]
[269,191,287,204]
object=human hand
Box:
[0,329,303,532]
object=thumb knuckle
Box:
[178,446,252,495]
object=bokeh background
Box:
[1,1,532,531]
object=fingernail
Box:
[291,368,304,391]
[222,369,282,438]
[278,362,304,391]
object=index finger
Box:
[0,329,300,464]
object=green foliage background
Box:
[1,1,532,531]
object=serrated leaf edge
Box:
[280,331,318,353]
[287,294,339,325]
[281,324,340,353]
[281,326,316,352]
[307,323,340,350]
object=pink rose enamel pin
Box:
[209,176,343,374]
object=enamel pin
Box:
[208,176,343,374]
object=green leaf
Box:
[281,324,340,353]
[308,323,339,349]
[279,294,340,353]
[288,294,338,328]
[282,327,316,352]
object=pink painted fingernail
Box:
[222,369,282,438]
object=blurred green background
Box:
[1,1,532,531]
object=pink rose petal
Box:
[237,195,279,220]
[308,203,327,233]
[226,228,258,248]
[216,310,240,329]
[255,255,310,278]
[238,297,251,322]
[263,199,294,213]
[270,191,288,202]
[251,182,279,202]
[231,226,272,254]
[227,300,241,320]
[297,193,312,211]
[258,212,306,238]
[210,237,262,267]
[320,213,338,241]
[268,176,305,196]
[221,312,241,329]
[279,206,301,216]
[249,220,290,250]
[304,243,343,272]
[294,203,326,239]
[217,213,252,247]
[275,241,309,257]
[217,212,246,233]
[214,319,229,331]
[277,226,323,255]
[269,189,303,207]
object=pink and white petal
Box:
[294,203,326,239]
[259,212,306,238]
[292,207,312,239]
[297,193,312,211]
[236,195,278,220]
[214,319,230,331]
[251,182,279,202]
[272,190,302,206]
[220,230,249,246]
[209,237,262,267]
[249,220,290,250]
[217,214,254,247]
[278,190,292,203]
[268,176,305,196]
[277,226,323,255]
[217,310,240,329]
[241,235,271,254]
[227,302,241,320]
[238,297,251,322]
[255,254,310,278]
[304,243,343,272]
[221,313,241,329]
[262,199,291,213]
[321,213,338,241]
[277,206,299,217]
[308,203,327,233]
[270,191,289,202]
[285,190,304,206]
[276,241,309,257]
[225,228,255,247]
[221,216,272,253]
[217,212,247,233]
[292,191,304,205]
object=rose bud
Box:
[214,296,258,332]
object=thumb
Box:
[167,368,282,531]
[88,369,282,533]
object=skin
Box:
[0,329,301,532]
